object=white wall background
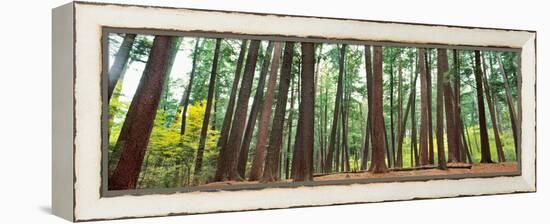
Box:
[0,0,546,223]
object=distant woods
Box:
[107,33,520,190]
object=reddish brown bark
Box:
[418,48,430,166]
[292,42,315,181]
[262,42,294,182]
[223,40,261,180]
[436,49,449,169]
[249,42,283,181]
[108,36,173,190]
[425,50,435,164]
[368,46,388,173]
[361,46,373,170]
[237,42,275,177]
[214,40,248,181]
[411,55,419,166]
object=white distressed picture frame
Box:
[52,1,536,221]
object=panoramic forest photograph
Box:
[106,32,520,191]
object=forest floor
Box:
[204,162,518,186]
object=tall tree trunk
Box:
[389,51,396,166]
[435,49,446,164]
[497,54,519,153]
[418,48,430,166]
[482,54,506,162]
[284,77,295,179]
[425,50,435,164]
[291,65,302,178]
[263,42,295,182]
[361,46,374,170]
[213,40,248,181]
[192,39,221,185]
[474,51,493,163]
[315,45,325,172]
[180,38,203,135]
[237,42,275,177]
[395,59,404,167]
[108,34,136,101]
[108,36,173,190]
[411,54,419,167]
[369,46,389,173]
[212,88,218,130]
[223,40,261,180]
[443,81,459,167]
[436,49,449,169]
[249,42,283,180]
[342,92,351,172]
[325,44,346,173]
[292,42,315,181]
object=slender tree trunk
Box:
[411,55,419,167]
[361,46,374,170]
[315,45,325,172]
[214,40,248,181]
[342,92,351,172]
[435,49,446,165]
[292,42,315,181]
[180,38,203,135]
[325,45,346,173]
[443,81,459,167]
[425,50,435,164]
[223,40,261,180]
[291,65,302,178]
[497,54,519,153]
[284,77,295,179]
[369,46,389,173]
[395,59,404,167]
[108,34,136,101]
[389,51,396,166]
[291,63,301,178]
[108,36,173,190]
[418,48,430,166]
[192,39,221,185]
[237,42,275,177]
[263,42,295,182]
[474,50,493,163]
[436,49,450,169]
[212,89,218,130]
[249,42,283,180]
[482,54,506,162]
[335,126,341,172]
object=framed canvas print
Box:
[52,1,537,222]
